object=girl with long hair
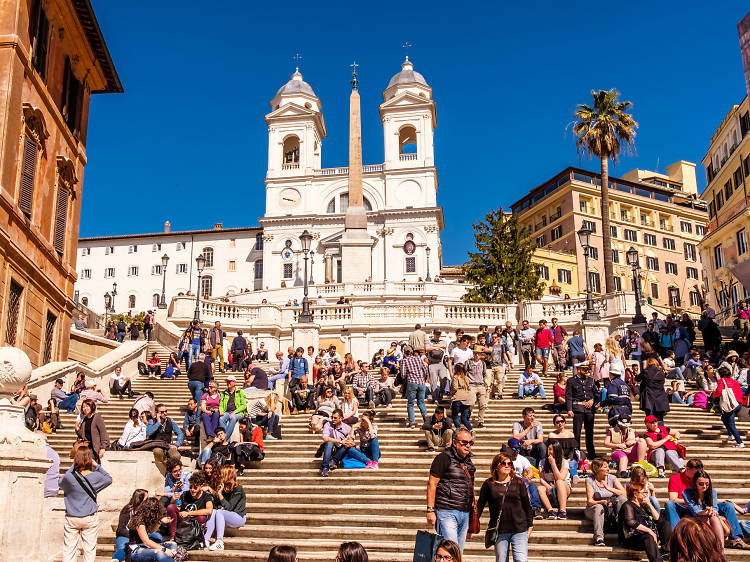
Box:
[267,545,298,562]
[618,481,670,562]
[204,466,247,551]
[127,497,177,561]
[669,517,727,562]
[535,441,570,519]
[336,541,368,562]
[113,489,150,561]
[434,539,462,562]
[450,363,472,432]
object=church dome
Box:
[275,69,317,98]
[387,57,429,89]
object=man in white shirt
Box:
[325,345,342,366]
[110,366,134,399]
[517,365,546,400]
[518,320,537,369]
[315,295,327,306]
[449,335,474,374]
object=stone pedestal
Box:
[340,230,372,283]
[292,322,320,352]
[581,320,611,349]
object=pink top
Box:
[202,392,221,410]
[713,378,743,402]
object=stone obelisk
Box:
[340,62,372,282]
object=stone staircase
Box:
[43,366,750,562]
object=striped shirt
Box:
[402,355,428,385]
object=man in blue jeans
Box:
[319,409,370,477]
[188,320,201,366]
[402,346,429,428]
[426,429,475,552]
[664,458,703,529]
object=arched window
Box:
[282,136,300,168]
[153,294,160,307]
[201,275,213,297]
[81,296,88,306]
[128,295,136,308]
[326,194,373,213]
[399,125,417,156]
[254,260,263,280]
[255,233,263,250]
[201,247,214,268]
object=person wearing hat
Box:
[719,350,740,379]
[602,362,633,420]
[643,415,684,478]
[604,414,646,478]
[219,375,247,438]
[565,361,597,460]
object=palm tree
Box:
[572,89,638,294]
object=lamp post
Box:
[576,225,600,320]
[626,246,647,325]
[425,246,432,282]
[104,292,111,328]
[298,230,314,323]
[158,253,170,309]
[309,250,315,285]
[111,282,117,313]
[193,254,206,322]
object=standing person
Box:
[477,452,534,562]
[402,346,429,428]
[219,375,247,438]
[74,314,88,331]
[426,429,476,552]
[503,321,517,368]
[287,347,309,394]
[449,335,474,374]
[146,404,184,474]
[129,318,141,341]
[737,301,750,338]
[187,352,211,404]
[230,331,248,372]
[143,310,154,342]
[60,448,112,562]
[533,319,553,376]
[565,361,597,460]
[425,329,450,403]
[210,321,226,373]
[584,457,627,546]
[518,320,536,369]
[204,466,247,551]
[713,366,745,448]
[550,318,568,371]
[489,333,506,399]
[188,320,201,366]
[409,323,427,355]
[637,358,671,422]
[76,399,109,463]
[116,318,128,343]
[618,481,672,562]
[450,364,472,432]
[466,349,488,428]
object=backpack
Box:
[174,517,204,551]
[137,362,148,376]
[692,391,708,409]
[24,406,39,431]
[718,379,740,413]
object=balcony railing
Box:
[660,223,673,232]
[318,164,384,176]
[399,153,418,161]
[281,163,300,170]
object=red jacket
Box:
[713,377,743,402]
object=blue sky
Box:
[83,1,749,265]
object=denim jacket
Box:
[682,487,718,516]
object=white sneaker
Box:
[386,404,393,409]
[209,539,224,551]
[734,442,745,448]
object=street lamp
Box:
[425,246,432,282]
[309,250,315,285]
[193,254,206,322]
[111,282,117,312]
[159,253,170,309]
[298,230,314,323]
[626,246,647,325]
[576,225,600,320]
[104,292,111,328]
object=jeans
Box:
[721,403,743,444]
[435,509,470,552]
[202,411,220,437]
[719,501,744,538]
[355,386,374,404]
[58,393,79,413]
[205,509,246,540]
[117,331,125,343]
[666,367,685,380]
[220,412,240,437]
[267,373,288,390]
[321,442,365,469]
[362,438,381,462]
[523,441,547,468]
[113,533,163,561]
[188,380,204,404]
[495,531,528,562]
[130,541,178,562]
[525,479,542,509]
[663,500,689,529]
[255,413,279,436]
[451,401,473,432]
[406,383,427,424]
[189,343,200,366]
[518,384,546,399]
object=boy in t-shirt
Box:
[534,320,554,377]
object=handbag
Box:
[460,463,480,535]
[718,379,740,413]
[485,480,512,548]
[174,517,205,551]
[413,530,443,562]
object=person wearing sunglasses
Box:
[433,539,461,562]
[146,404,184,474]
[426,429,476,552]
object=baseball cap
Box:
[644,415,659,423]
[507,438,523,451]
[617,415,631,427]
[226,375,237,382]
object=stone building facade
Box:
[0,0,120,366]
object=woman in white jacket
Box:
[117,408,147,448]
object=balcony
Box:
[660,223,674,232]
[640,219,654,227]
[318,164,384,176]
[399,153,418,161]
[281,163,300,170]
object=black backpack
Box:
[137,362,148,376]
[174,517,204,551]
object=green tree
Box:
[572,88,638,293]
[462,208,544,304]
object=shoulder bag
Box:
[72,470,98,504]
[485,480,512,548]
[461,463,481,535]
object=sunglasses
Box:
[158,410,168,414]
[435,556,454,562]
[498,461,513,467]
[554,419,566,424]
[457,440,474,446]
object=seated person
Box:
[232,417,264,474]
[147,352,162,379]
[309,386,340,432]
[374,367,395,408]
[326,361,347,395]
[291,375,316,413]
[243,364,268,393]
[585,457,627,547]
[683,351,701,381]
[422,405,453,451]
[604,414,646,478]
[182,398,201,445]
[204,465,247,551]
[126,497,178,561]
[146,404,184,474]
[255,343,268,361]
[166,352,181,378]
[353,410,380,467]
[117,408,147,449]
[511,407,546,467]
[51,377,77,415]
[247,393,281,440]
[667,380,697,406]
[165,473,214,542]
[199,427,232,467]
[617,481,671,561]
[663,351,685,380]
[158,458,191,509]
[110,366,134,399]
[643,416,684,478]
[664,458,703,530]
[545,372,567,413]
[319,408,370,477]
[535,441,571,519]
[267,351,290,390]
[352,363,375,408]
[517,365,546,400]
[504,440,544,516]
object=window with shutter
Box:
[4,280,23,345]
[42,311,56,364]
[19,136,38,217]
[53,186,69,255]
[29,0,50,81]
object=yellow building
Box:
[532,248,580,298]
[511,164,708,313]
[697,96,750,318]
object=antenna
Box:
[293,53,302,71]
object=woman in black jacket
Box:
[618,481,671,562]
[203,465,247,551]
[112,489,150,561]
[478,452,533,562]
[636,358,670,421]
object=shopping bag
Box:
[413,530,443,562]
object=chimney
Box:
[213,223,223,230]
[164,220,171,233]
